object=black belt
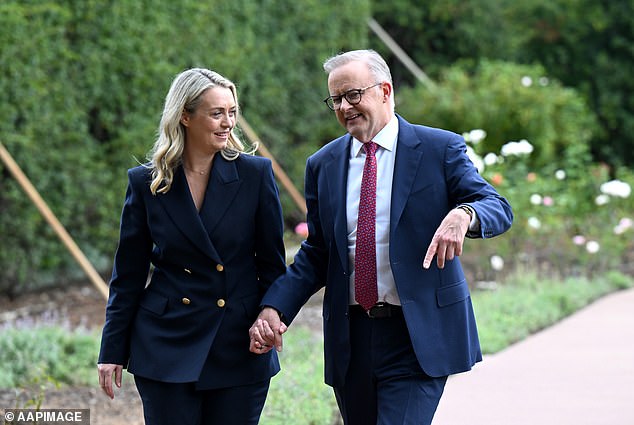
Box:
[351,302,402,319]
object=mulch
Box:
[0,281,144,425]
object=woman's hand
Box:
[97,363,123,399]
[249,307,287,353]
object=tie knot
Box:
[363,141,378,156]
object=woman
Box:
[97,68,286,425]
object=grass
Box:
[0,270,631,422]
[473,270,633,354]
[260,327,338,425]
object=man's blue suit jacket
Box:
[98,154,286,389]
[262,115,513,388]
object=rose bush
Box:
[463,130,634,283]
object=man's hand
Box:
[249,307,287,354]
[423,208,471,269]
[97,363,123,399]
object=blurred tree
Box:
[369,0,523,85]
[517,0,634,167]
[370,0,633,167]
[397,60,598,167]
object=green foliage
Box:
[457,127,634,281]
[261,327,338,425]
[370,0,634,167]
[0,2,118,293]
[445,121,634,285]
[0,0,370,294]
[473,271,634,354]
[231,0,371,218]
[10,373,62,410]
[0,324,339,422]
[517,0,634,166]
[3,0,631,301]
[0,326,99,388]
[370,0,523,82]
[397,60,598,167]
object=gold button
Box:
[216,264,224,272]
[216,299,226,308]
[181,297,191,305]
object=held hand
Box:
[423,208,471,269]
[97,363,123,399]
[249,307,287,354]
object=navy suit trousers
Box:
[334,307,448,425]
[134,376,270,425]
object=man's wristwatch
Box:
[456,204,474,221]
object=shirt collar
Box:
[351,115,399,157]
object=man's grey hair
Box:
[323,49,393,86]
[323,49,394,107]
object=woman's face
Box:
[181,86,236,155]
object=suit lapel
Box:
[325,119,424,269]
[391,117,423,233]
[199,155,241,236]
[157,166,222,263]
[325,136,352,271]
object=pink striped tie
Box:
[354,141,378,311]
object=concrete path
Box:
[433,288,634,425]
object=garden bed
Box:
[0,281,325,425]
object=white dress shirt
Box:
[347,115,400,306]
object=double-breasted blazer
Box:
[262,115,513,388]
[98,153,286,389]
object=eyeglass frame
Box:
[323,83,382,111]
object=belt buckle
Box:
[367,302,390,318]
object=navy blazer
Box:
[262,116,513,388]
[99,153,286,389]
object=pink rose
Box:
[294,222,309,238]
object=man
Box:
[250,49,513,424]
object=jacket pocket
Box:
[436,280,470,307]
[138,291,169,316]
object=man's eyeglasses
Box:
[323,83,382,111]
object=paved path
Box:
[433,288,634,425]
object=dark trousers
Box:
[134,375,270,425]
[334,306,447,425]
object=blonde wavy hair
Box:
[147,68,248,195]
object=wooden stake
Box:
[367,18,437,91]
[0,141,109,299]
[238,116,307,216]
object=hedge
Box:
[0,0,369,293]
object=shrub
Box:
[0,326,99,388]
[0,0,370,294]
[458,130,634,282]
[396,60,599,168]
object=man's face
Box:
[327,61,392,142]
